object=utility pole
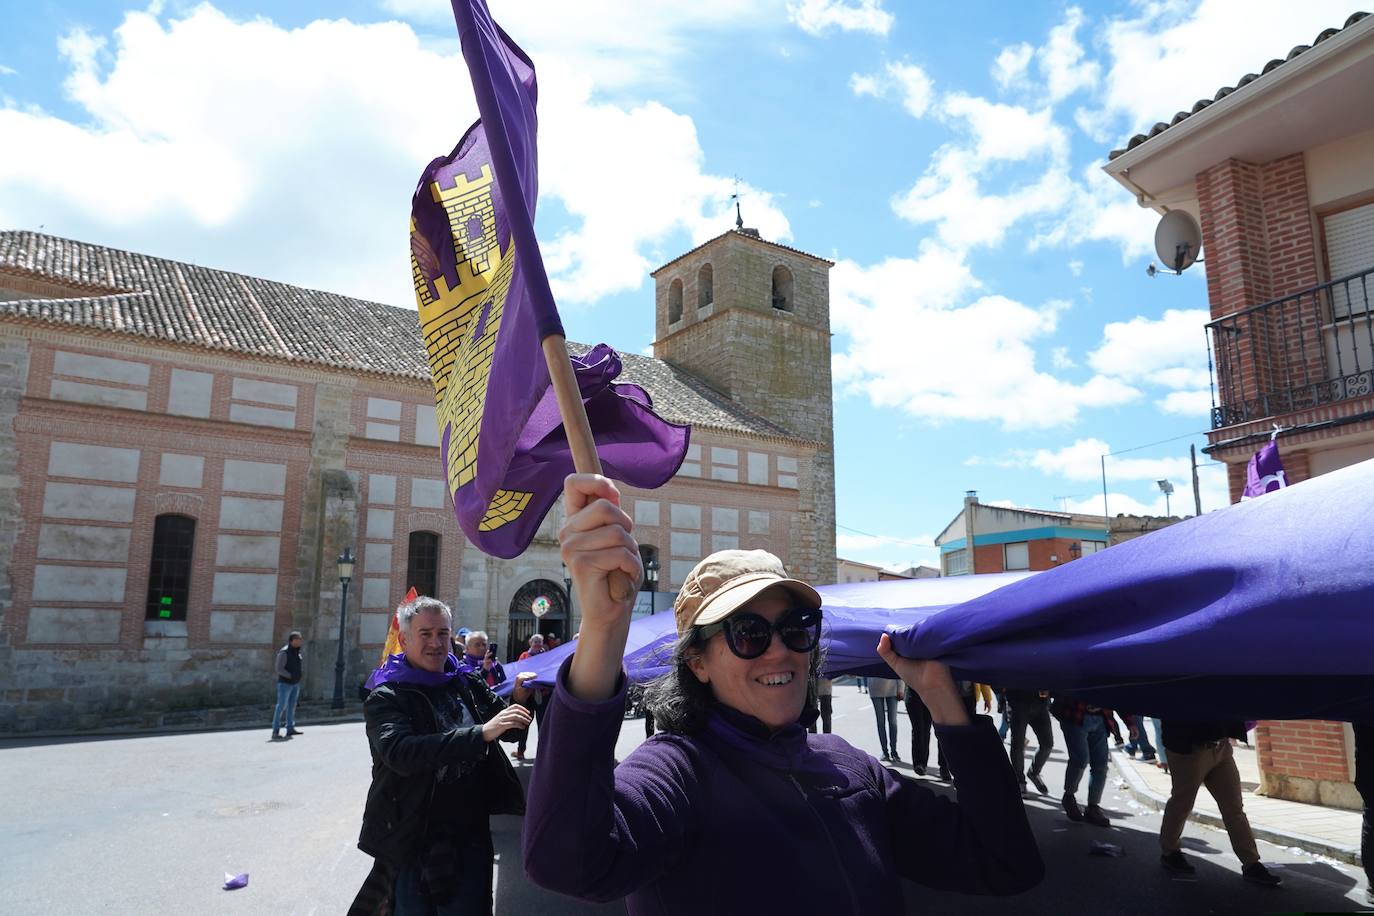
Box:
[1191,443,1203,517]
[1100,454,1111,545]
[963,490,979,575]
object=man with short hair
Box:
[1158,718,1282,887]
[351,596,531,916]
[271,631,304,740]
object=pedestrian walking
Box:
[349,595,530,916]
[1006,688,1053,795]
[511,634,550,761]
[271,630,304,740]
[1157,718,1282,887]
[1121,713,1158,761]
[1353,723,1373,906]
[812,676,834,734]
[521,474,1044,914]
[868,675,902,762]
[1053,699,1114,827]
[903,684,933,775]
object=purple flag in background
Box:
[1242,440,1287,498]
[409,1,689,558]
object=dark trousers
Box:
[934,693,979,773]
[394,826,494,916]
[903,687,932,768]
[806,695,833,734]
[1009,698,1053,784]
[515,701,547,754]
[1354,724,1373,885]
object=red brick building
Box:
[0,228,836,732]
[935,493,1107,577]
[1103,12,1372,809]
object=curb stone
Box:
[1109,752,1362,866]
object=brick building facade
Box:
[1104,12,1373,808]
[935,494,1108,576]
[0,227,836,733]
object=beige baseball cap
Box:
[672,549,821,635]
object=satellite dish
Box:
[1154,210,1202,273]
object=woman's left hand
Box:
[876,633,971,727]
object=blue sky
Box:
[1,1,1359,572]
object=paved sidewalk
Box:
[1110,741,1364,865]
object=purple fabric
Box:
[1242,440,1288,498]
[521,658,1042,912]
[888,458,1374,722]
[363,652,473,691]
[495,573,1032,697]
[412,2,689,559]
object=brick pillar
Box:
[0,336,30,732]
[1256,721,1360,809]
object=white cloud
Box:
[848,60,934,118]
[0,64,16,77]
[788,0,894,36]
[1079,0,1362,142]
[887,62,934,118]
[830,243,1139,429]
[1068,259,1084,276]
[1037,6,1099,102]
[1051,346,1076,369]
[992,43,1032,90]
[1027,438,1190,482]
[0,4,790,308]
[1064,459,1228,517]
[1156,389,1213,417]
[1088,308,1211,389]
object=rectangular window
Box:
[146,515,196,620]
[944,549,968,576]
[1004,541,1030,571]
[1081,540,1106,555]
[407,531,440,598]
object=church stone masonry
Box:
[0,227,837,732]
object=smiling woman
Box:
[520,473,1044,915]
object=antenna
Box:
[730,177,744,230]
[1150,210,1202,275]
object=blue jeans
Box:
[1063,713,1109,806]
[870,696,899,757]
[271,681,301,731]
[1123,714,1156,757]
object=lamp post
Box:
[643,555,660,615]
[1157,478,1175,516]
[561,561,572,641]
[332,547,355,710]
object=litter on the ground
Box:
[1090,842,1126,857]
[224,873,249,890]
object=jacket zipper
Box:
[785,773,862,913]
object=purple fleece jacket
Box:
[522,658,1043,915]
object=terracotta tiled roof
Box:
[1107,11,1371,161]
[0,230,809,443]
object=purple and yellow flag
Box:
[409,0,689,558]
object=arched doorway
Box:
[506,578,569,663]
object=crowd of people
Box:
[335,472,1371,915]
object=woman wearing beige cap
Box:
[523,475,1042,913]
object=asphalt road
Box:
[1,682,1368,915]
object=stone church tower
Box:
[650,228,836,585]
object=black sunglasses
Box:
[699,607,822,660]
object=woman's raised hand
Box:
[876,633,971,727]
[560,474,642,701]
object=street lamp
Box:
[1157,479,1175,516]
[643,555,660,615]
[561,561,572,641]
[332,547,355,710]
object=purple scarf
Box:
[364,652,475,691]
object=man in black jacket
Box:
[352,596,531,916]
[1158,719,1280,887]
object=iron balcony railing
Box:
[1207,265,1374,429]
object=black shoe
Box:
[1160,851,1195,874]
[286,728,303,736]
[913,765,926,776]
[939,767,951,781]
[1084,805,1110,827]
[1028,770,1048,794]
[880,752,892,762]
[891,750,902,763]
[1139,754,1157,762]
[1063,793,1084,821]
[1242,863,1281,887]
[271,730,281,740]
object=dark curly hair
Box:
[640,624,825,736]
